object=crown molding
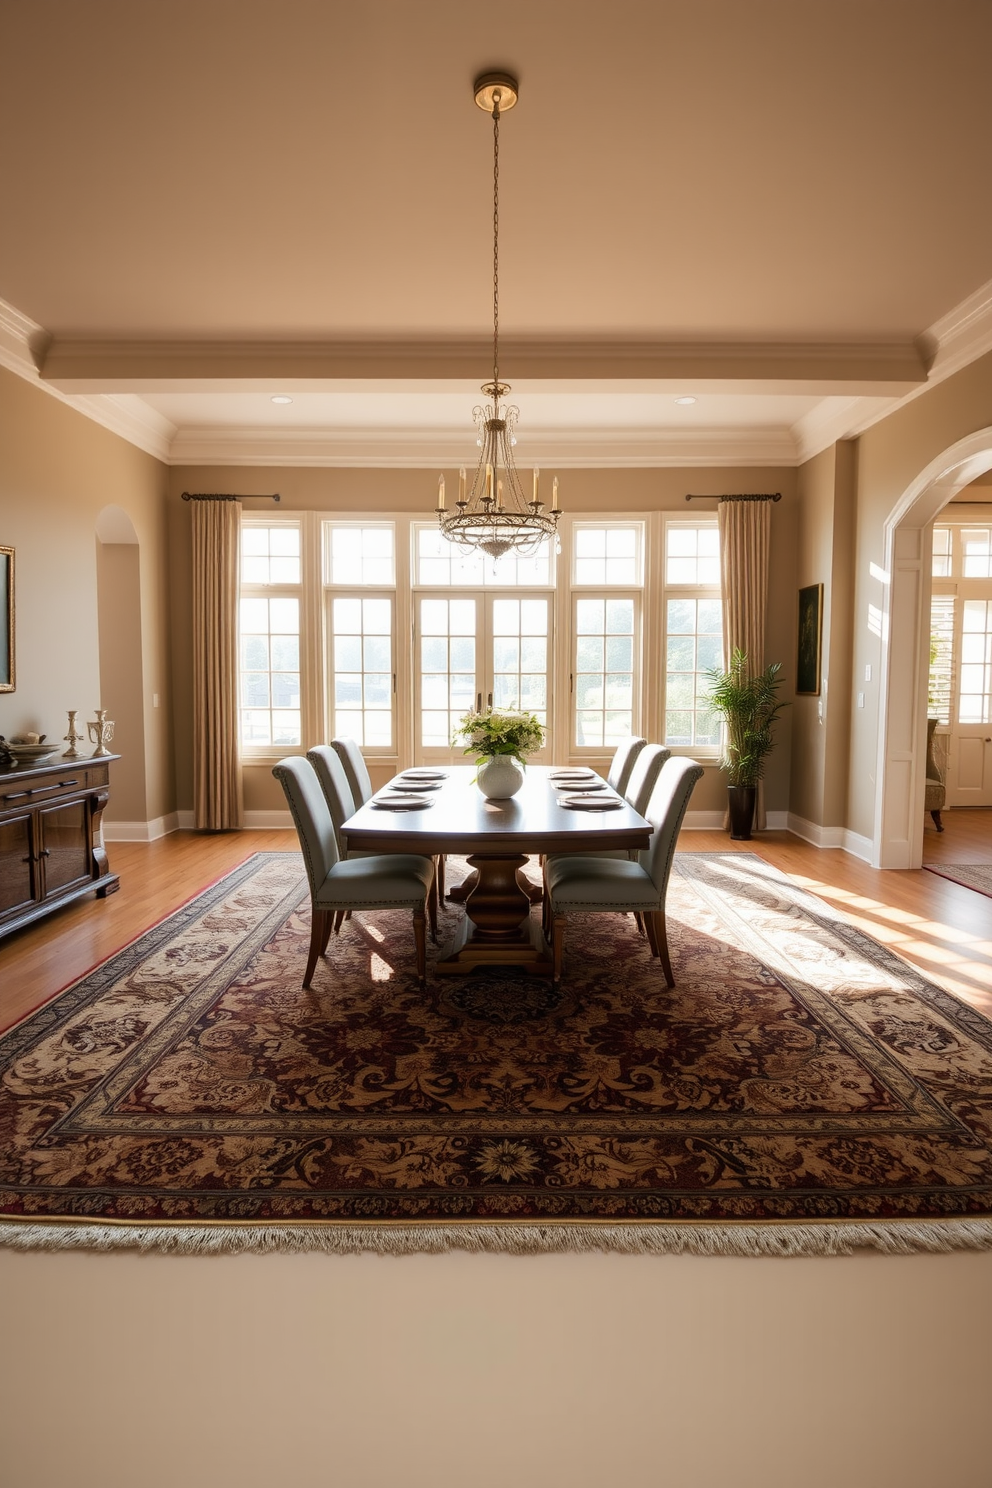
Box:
[167,425,799,469]
[40,335,927,393]
[0,296,175,461]
[791,395,899,464]
[916,274,992,386]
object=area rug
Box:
[924,862,992,899]
[2,850,992,1257]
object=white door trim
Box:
[873,428,992,867]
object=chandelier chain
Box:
[492,94,500,389]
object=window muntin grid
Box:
[572,524,643,586]
[574,596,637,748]
[414,525,551,587]
[329,595,394,748]
[666,525,720,586]
[962,529,992,579]
[959,599,992,724]
[491,597,549,725]
[931,526,952,578]
[239,596,301,746]
[663,521,723,748]
[323,524,395,586]
[241,523,301,585]
[419,597,478,748]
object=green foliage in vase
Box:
[703,648,789,788]
[454,708,545,768]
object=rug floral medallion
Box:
[2,851,992,1250]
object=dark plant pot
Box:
[727,784,757,840]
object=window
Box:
[324,524,396,751]
[239,522,302,747]
[570,526,644,750]
[414,525,551,586]
[662,521,722,748]
[235,510,727,762]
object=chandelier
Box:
[435,71,561,562]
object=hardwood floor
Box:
[2,818,991,1032]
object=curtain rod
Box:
[181,491,281,503]
[685,492,781,503]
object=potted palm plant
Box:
[704,648,789,840]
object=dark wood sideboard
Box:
[0,753,120,941]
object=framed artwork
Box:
[0,547,12,693]
[796,583,822,696]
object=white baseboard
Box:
[103,812,179,843]
[785,813,873,861]
[682,809,789,832]
[245,809,293,829]
[173,809,292,830]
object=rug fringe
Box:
[3,1218,992,1259]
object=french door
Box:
[415,592,553,761]
[947,596,992,806]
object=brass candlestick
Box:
[62,710,84,759]
[87,708,115,758]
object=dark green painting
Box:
[796,583,822,696]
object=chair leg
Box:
[304,909,329,989]
[412,908,427,989]
[633,911,646,937]
[643,911,660,958]
[436,853,446,899]
[319,914,334,954]
[551,914,566,985]
[332,910,345,935]
[427,870,439,943]
[931,809,944,833]
[651,909,675,989]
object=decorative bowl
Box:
[6,743,60,764]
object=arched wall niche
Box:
[874,428,992,868]
[95,505,146,823]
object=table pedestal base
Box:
[435,852,553,976]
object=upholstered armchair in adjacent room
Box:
[925,717,946,832]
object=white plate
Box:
[399,770,448,780]
[388,780,442,792]
[371,794,432,811]
[550,768,595,779]
[559,795,623,811]
[553,780,607,792]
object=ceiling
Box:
[2,0,991,467]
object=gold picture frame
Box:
[796,582,822,696]
[0,546,14,693]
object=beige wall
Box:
[0,1244,990,1488]
[790,441,856,830]
[168,465,797,818]
[0,369,174,823]
[96,542,147,821]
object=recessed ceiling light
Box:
[271,395,293,405]
[674,396,697,406]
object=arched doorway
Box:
[874,429,992,867]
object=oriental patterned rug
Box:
[2,850,992,1257]
[924,862,992,899]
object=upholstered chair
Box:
[273,756,436,989]
[543,755,704,987]
[607,736,648,795]
[925,717,946,832]
[623,742,671,814]
[331,737,374,807]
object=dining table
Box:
[342,764,652,976]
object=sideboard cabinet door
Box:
[38,799,92,896]
[0,813,36,918]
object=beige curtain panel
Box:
[192,499,244,830]
[718,497,772,830]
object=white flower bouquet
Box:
[454,707,545,768]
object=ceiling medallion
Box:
[435,71,561,562]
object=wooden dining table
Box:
[342,764,652,976]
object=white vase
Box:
[477,756,524,799]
